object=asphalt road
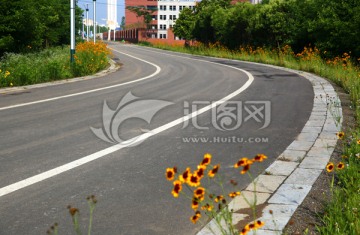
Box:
[0,43,313,235]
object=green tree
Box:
[126,6,157,28]
[0,0,83,56]
[0,0,43,54]
[310,0,360,58]
[254,0,296,48]
[120,16,125,30]
[192,0,231,44]
[173,8,195,41]
[211,2,256,48]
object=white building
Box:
[156,0,197,39]
[107,0,118,30]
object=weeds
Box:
[0,42,111,88]
[166,153,267,235]
[47,195,98,235]
[317,132,360,234]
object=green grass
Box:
[140,42,360,234]
[318,134,360,235]
[0,42,111,88]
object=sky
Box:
[78,0,125,26]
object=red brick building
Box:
[125,0,158,28]
[111,0,257,44]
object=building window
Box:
[159,5,167,11]
[160,15,166,20]
[169,5,176,11]
[160,34,167,39]
[159,24,167,30]
[169,15,177,20]
[147,5,157,11]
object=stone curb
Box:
[0,59,120,95]
[197,65,342,235]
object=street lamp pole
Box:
[93,0,96,43]
[70,0,75,63]
[82,14,84,39]
[86,4,89,42]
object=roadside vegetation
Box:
[145,41,360,234]
[0,42,111,88]
[0,0,112,88]
[144,0,360,233]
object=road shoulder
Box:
[197,63,343,235]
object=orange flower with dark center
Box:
[214,195,224,203]
[188,175,200,187]
[201,203,213,211]
[357,139,360,145]
[240,224,251,235]
[201,153,212,166]
[195,165,206,179]
[255,220,265,228]
[179,168,191,183]
[337,162,345,170]
[248,223,256,230]
[253,154,267,162]
[166,167,176,181]
[240,228,249,235]
[326,162,334,172]
[171,180,182,198]
[228,191,241,198]
[240,163,252,174]
[191,198,199,210]
[234,157,249,168]
[208,164,220,178]
[194,187,205,199]
[190,211,201,224]
[336,131,345,139]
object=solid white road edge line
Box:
[0,49,254,197]
[0,51,161,111]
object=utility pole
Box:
[70,0,75,63]
[82,14,85,39]
[93,0,96,43]
[86,4,89,42]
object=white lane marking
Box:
[0,49,254,197]
[0,51,161,111]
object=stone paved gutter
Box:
[198,64,342,235]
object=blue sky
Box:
[78,0,125,26]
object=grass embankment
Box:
[0,41,111,88]
[140,41,360,234]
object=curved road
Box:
[0,43,313,234]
